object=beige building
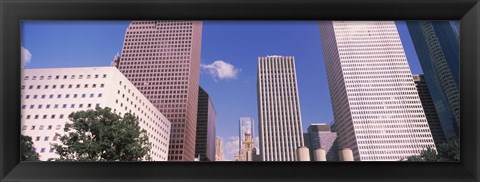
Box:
[21,67,171,161]
[235,130,255,161]
[215,137,224,161]
[257,55,305,161]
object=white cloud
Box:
[201,60,240,81]
[223,136,240,161]
[21,46,32,67]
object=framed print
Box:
[1,0,479,181]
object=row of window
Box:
[21,83,105,90]
[24,74,107,81]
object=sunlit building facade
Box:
[21,67,171,161]
[319,21,437,161]
[257,55,305,161]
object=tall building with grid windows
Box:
[406,21,460,139]
[319,21,436,161]
[413,74,446,146]
[21,67,171,161]
[115,21,203,161]
[257,56,304,161]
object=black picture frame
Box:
[1,0,479,181]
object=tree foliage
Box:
[403,139,460,162]
[20,134,39,161]
[51,107,152,161]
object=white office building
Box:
[319,21,436,161]
[21,67,171,161]
[257,56,304,161]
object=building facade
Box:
[413,74,447,146]
[405,21,460,139]
[215,137,224,161]
[195,87,216,161]
[257,55,305,161]
[319,21,437,161]
[21,67,171,161]
[239,117,255,152]
[115,20,203,161]
[235,130,255,161]
[304,123,339,161]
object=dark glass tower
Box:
[406,21,460,139]
[195,87,216,161]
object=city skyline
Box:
[22,20,426,160]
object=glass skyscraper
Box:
[406,21,460,139]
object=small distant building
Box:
[235,130,255,161]
[215,137,224,161]
[304,123,339,161]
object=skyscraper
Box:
[195,87,216,161]
[215,137,224,161]
[304,123,339,161]
[116,21,203,161]
[413,74,446,146]
[239,117,254,152]
[406,21,460,139]
[319,21,436,161]
[257,55,304,161]
[21,67,171,161]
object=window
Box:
[54,104,59,108]
[41,95,46,99]
[57,94,62,98]
[90,93,94,98]
[48,125,53,130]
[79,75,83,79]
[38,105,43,109]
[46,105,50,109]
[74,94,78,98]
[49,148,55,153]
[52,85,57,89]
[71,75,75,79]
[33,95,38,99]
[40,148,46,153]
[87,75,91,79]
[39,125,44,130]
[88,103,92,108]
[98,93,103,98]
[35,136,40,141]
[42,115,47,119]
[103,74,107,78]
[61,85,65,89]
[100,84,105,88]
[66,94,70,98]
[56,125,61,130]
[22,125,27,130]
[84,84,88,88]
[62,104,67,108]
[92,84,97,88]
[71,104,75,108]
[59,115,64,119]
[76,84,80,88]
[31,125,36,130]
[44,136,49,141]
[34,115,39,119]
[21,105,26,109]
[95,74,99,78]
[96,103,100,108]
[51,115,56,119]
[79,104,83,108]
[49,94,54,99]
[82,94,86,98]
[26,115,31,119]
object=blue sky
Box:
[21,20,423,160]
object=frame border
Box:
[1,0,479,181]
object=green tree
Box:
[437,139,460,161]
[403,139,460,162]
[20,134,39,161]
[51,107,152,161]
